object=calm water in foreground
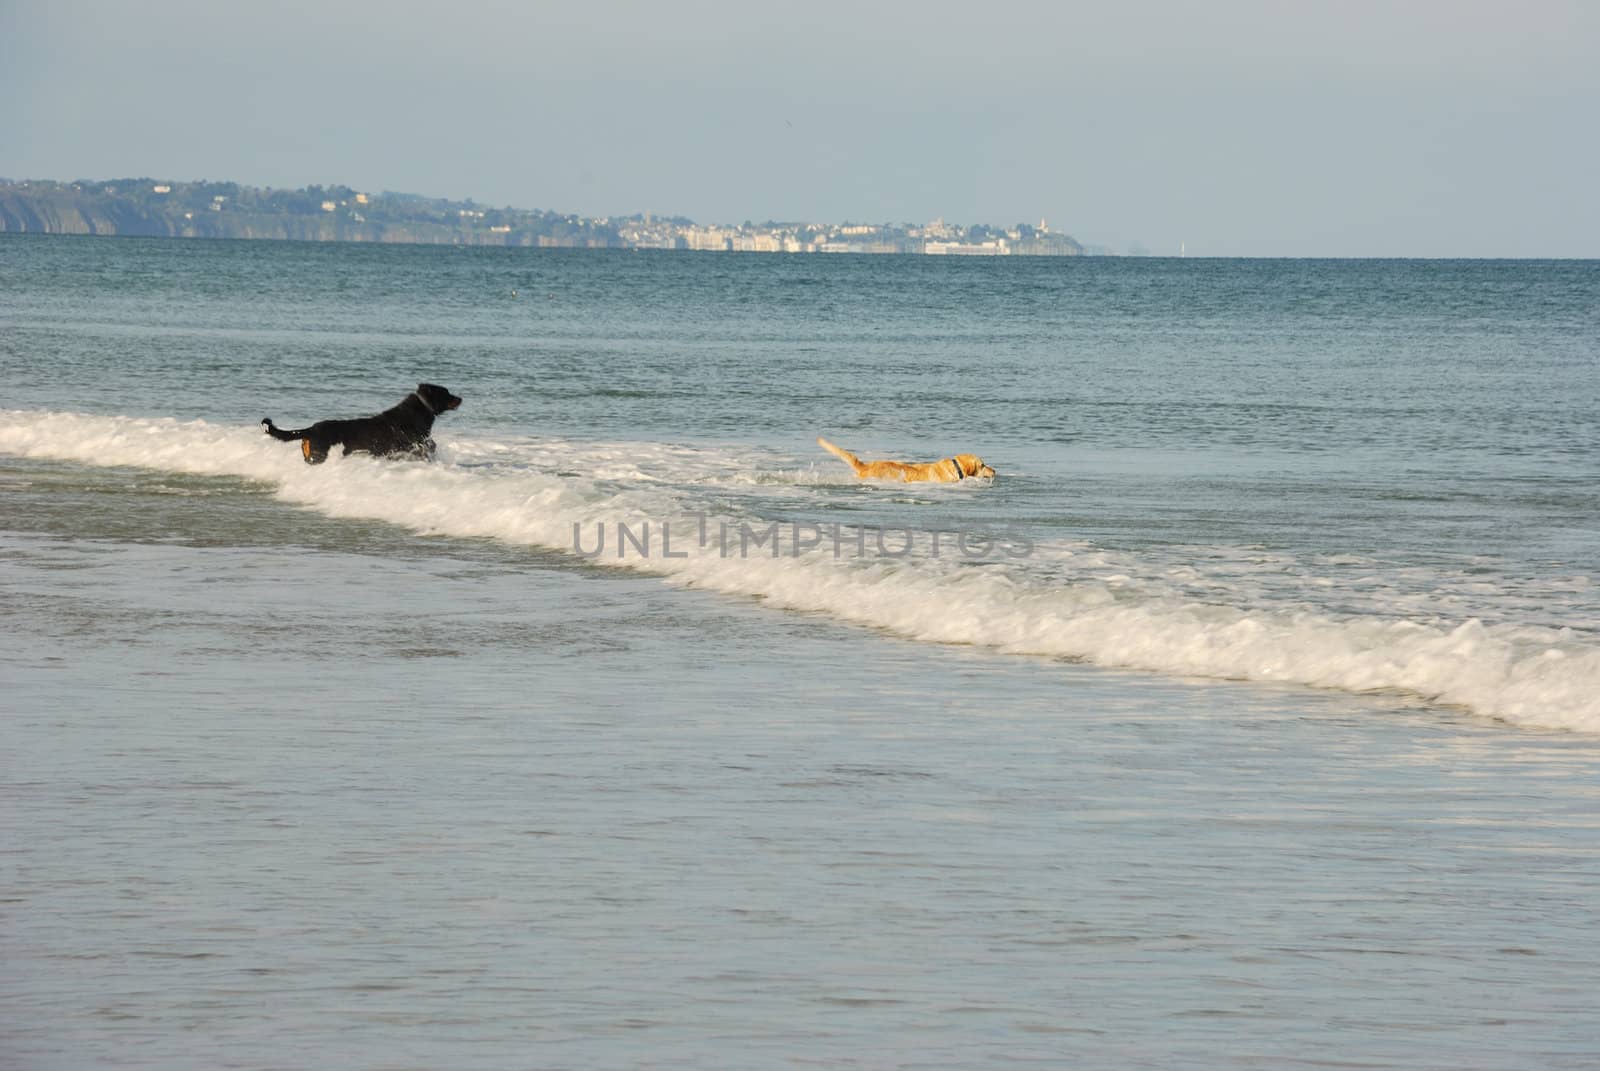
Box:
[3,236,1599,1068]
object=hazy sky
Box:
[3,0,1597,256]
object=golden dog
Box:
[817,437,995,483]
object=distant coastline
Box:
[0,178,1094,256]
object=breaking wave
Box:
[4,409,1597,733]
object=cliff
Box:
[0,179,617,247]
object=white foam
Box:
[5,409,1598,733]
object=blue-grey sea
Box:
[3,235,1599,1070]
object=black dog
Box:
[262,383,462,464]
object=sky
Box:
[3,0,1597,256]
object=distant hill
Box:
[1,177,1090,256]
[0,179,619,247]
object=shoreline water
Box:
[6,521,1600,1069]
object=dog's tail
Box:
[262,418,327,464]
[262,420,327,464]
[261,418,309,442]
[816,436,865,476]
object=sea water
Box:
[2,236,1599,1069]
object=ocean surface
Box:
[3,235,1598,1069]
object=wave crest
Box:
[4,409,1596,733]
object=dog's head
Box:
[417,383,463,413]
[954,454,996,479]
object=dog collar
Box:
[948,458,964,480]
[413,390,439,414]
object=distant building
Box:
[732,233,782,253]
[152,185,171,194]
[683,227,732,252]
[925,240,1010,256]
